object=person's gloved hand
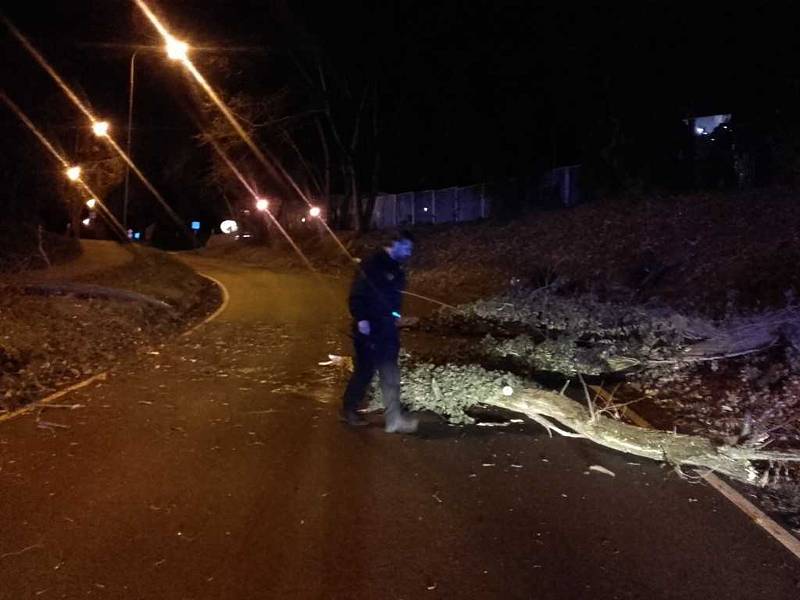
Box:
[357,320,371,335]
[397,316,419,329]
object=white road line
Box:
[0,372,108,424]
[701,471,800,558]
[182,272,230,336]
[616,396,800,561]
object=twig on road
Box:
[1,543,44,559]
[36,421,70,431]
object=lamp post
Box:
[122,50,138,230]
[122,38,188,230]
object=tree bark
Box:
[315,116,332,216]
[359,84,381,233]
[484,387,800,485]
[70,206,82,241]
[36,225,51,267]
[348,163,359,232]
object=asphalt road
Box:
[1,255,799,599]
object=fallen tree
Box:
[326,286,800,487]
[433,287,800,375]
[330,356,800,486]
[492,384,799,486]
[677,307,800,360]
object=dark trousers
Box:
[342,324,401,417]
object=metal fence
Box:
[357,164,583,230]
[369,183,490,229]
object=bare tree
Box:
[192,2,388,234]
[197,83,327,240]
[306,60,381,232]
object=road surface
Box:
[1,254,799,599]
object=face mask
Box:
[391,241,413,262]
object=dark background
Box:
[2,1,799,237]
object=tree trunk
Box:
[315,116,332,214]
[359,150,380,233]
[70,207,82,240]
[36,225,51,267]
[485,387,797,485]
[348,163,359,232]
[359,194,377,233]
[358,89,381,234]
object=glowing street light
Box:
[165,36,189,61]
[92,120,109,137]
[86,198,97,209]
[255,198,269,211]
[309,206,321,218]
[66,165,81,181]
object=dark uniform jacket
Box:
[348,249,406,336]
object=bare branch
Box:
[349,85,369,154]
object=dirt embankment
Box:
[408,189,800,310]
[0,245,220,412]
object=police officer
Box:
[341,230,418,433]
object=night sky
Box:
[3,1,799,228]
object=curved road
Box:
[1,255,799,599]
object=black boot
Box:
[339,409,369,427]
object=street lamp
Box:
[309,206,321,218]
[86,198,97,209]
[255,198,269,211]
[165,36,189,61]
[122,39,189,229]
[122,50,139,230]
[92,120,109,137]
[66,166,81,181]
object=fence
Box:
[354,164,583,230]
[369,183,490,229]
